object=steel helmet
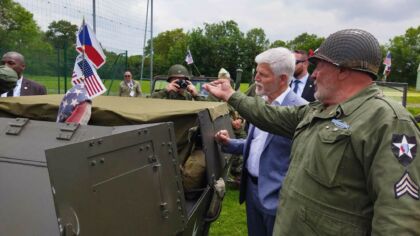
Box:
[167,64,190,81]
[0,65,18,94]
[309,29,382,78]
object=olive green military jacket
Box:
[119,80,142,97]
[228,84,420,235]
[150,89,206,101]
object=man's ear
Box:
[338,68,351,81]
[280,74,289,84]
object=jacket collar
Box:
[311,84,381,119]
[339,83,381,116]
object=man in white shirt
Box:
[214,48,307,236]
[290,50,315,102]
[1,51,46,97]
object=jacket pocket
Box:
[304,126,351,187]
[299,206,368,236]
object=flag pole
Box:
[192,63,201,76]
[81,18,86,85]
[140,0,150,84]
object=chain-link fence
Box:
[3,0,147,95]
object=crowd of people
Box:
[1,28,419,236]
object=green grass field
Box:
[28,75,420,235]
[30,75,151,96]
[209,186,247,235]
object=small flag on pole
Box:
[185,49,194,65]
[308,49,314,57]
[76,21,106,69]
[383,51,392,78]
[57,83,91,124]
[72,55,106,98]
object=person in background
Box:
[151,64,204,101]
[290,49,315,102]
[1,51,46,97]
[119,70,142,97]
[209,68,247,185]
[204,29,420,235]
[215,48,307,236]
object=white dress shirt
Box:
[246,87,290,177]
[291,73,309,97]
[1,76,22,97]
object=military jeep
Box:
[0,95,232,236]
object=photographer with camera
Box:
[151,64,205,101]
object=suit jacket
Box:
[301,76,315,102]
[222,90,307,215]
[119,80,142,97]
[20,77,47,96]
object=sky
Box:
[16,0,420,55]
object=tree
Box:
[144,28,188,75]
[187,20,245,78]
[387,25,420,85]
[0,0,54,75]
[240,28,269,82]
[286,33,324,52]
[0,0,45,50]
[45,20,78,49]
[270,40,287,48]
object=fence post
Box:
[57,48,61,94]
[63,42,68,92]
[125,50,128,70]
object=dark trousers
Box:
[245,175,276,236]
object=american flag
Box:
[383,51,392,77]
[57,83,91,122]
[185,49,194,65]
[72,55,106,98]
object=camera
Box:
[176,79,189,89]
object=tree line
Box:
[1,0,419,85]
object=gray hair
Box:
[255,47,295,83]
[2,51,25,64]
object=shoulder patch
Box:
[392,134,417,166]
[394,171,419,200]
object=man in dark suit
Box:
[1,51,46,97]
[215,48,307,236]
[290,50,315,102]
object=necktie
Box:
[7,89,13,97]
[293,80,300,93]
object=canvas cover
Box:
[0,95,228,123]
[0,95,229,163]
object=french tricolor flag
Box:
[76,22,106,69]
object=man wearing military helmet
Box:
[204,29,420,235]
[151,64,205,100]
[0,65,18,94]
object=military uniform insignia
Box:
[331,119,350,129]
[394,171,419,200]
[392,134,416,166]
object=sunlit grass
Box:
[209,187,247,236]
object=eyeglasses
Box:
[295,60,306,65]
[124,75,131,77]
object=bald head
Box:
[1,52,25,77]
